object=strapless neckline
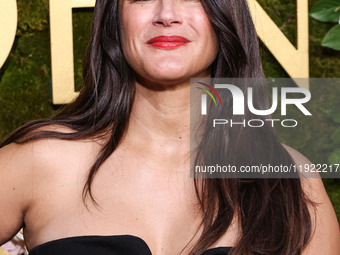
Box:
[29,234,232,254]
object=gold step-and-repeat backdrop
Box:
[0,0,309,104]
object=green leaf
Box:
[331,126,340,146]
[328,149,340,165]
[329,111,340,123]
[310,0,340,23]
[322,25,340,50]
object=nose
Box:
[152,0,183,27]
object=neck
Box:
[128,80,190,148]
[122,73,211,172]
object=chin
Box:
[145,65,190,78]
[155,72,187,81]
[136,70,191,89]
[154,70,194,82]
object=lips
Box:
[147,35,190,49]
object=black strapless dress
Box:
[28,235,232,255]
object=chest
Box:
[24,154,204,253]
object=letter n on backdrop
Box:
[49,0,309,104]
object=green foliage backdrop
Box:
[0,0,339,223]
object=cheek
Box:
[120,10,148,58]
[206,26,218,57]
[190,12,218,60]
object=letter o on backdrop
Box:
[0,0,17,69]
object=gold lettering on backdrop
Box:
[0,0,309,103]
[50,0,309,104]
[49,0,96,104]
[247,0,309,90]
[0,0,17,69]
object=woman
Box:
[0,0,339,254]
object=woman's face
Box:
[119,0,218,86]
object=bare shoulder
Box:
[1,124,95,165]
[282,144,340,254]
[282,144,312,166]
[0,125,103,244]
[0,141,35,245]
[15,124,102,177]
[0,123,96,191]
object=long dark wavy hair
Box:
[1,0,314,254]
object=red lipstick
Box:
[147,35,190,49]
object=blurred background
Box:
[0,0,339,226]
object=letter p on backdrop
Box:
[0,0,309,104]
[0,0,17,69]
